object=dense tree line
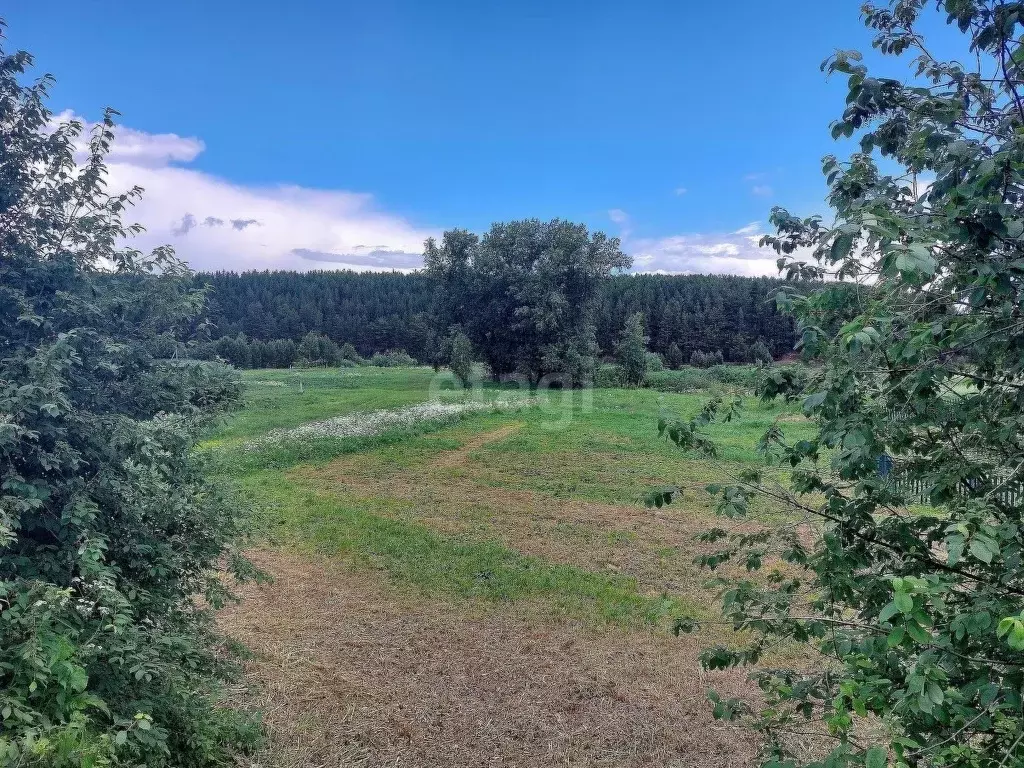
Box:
[196,270,434,361]
[194,269,797,368]
[595,273,797,361]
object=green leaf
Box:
[831,232,855,262]
[906,621,931,643]
[969,537,996,564]
[894,592,913,615]
[865,746,887,768]
[1009,622,1024,651]
[946,534,965,566]
[803,391,828,413]
[879,601,900,623]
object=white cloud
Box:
[67,114,802,278]
[622,225,785,276]
[63,113,437,273]
[54,109,205,168]
[751,184,774,197]
[732,221,761,236]
[673,186,688,196]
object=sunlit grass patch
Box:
[212,367,444,443]
[237,471,687,627]
[211,367,815,633]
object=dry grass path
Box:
[221,549,757,768]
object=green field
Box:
[212,366,814,767]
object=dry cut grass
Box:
[221,549,759,768]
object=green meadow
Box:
[210,366,814,627]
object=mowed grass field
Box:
[210,367,814,767]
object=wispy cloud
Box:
[293,247,424,269]
[751,184,774,197]
[621,222,785,276]
[61,113,437,273]
[607,208,633,239]
[732,222,761,236]
[673,186,688,196]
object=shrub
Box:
[594,363,629,388]
[339,342,363,364]
[664,342,684,370]
[369,348,417,367]
[689,349,725,368]
[0,42,257,766]
[645,365,767,393]
[644,351,665,372]
[296,332,341,367]
[749,339,774,366]
[658,6,1024,763]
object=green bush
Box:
[0,42,258,767]
[664,342,684,370]
[688,349,725,368]
[593,363,800,394]
[749,339,774,366]
[296,332,341,367]
[594,363,629,388]
[339,342,363,364]
[369,348,417,367]
[645,365,762,393]
[644,351,665,372]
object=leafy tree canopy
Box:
[659,2,1024,766]
[0,31,254,766]
[425,219,630,385]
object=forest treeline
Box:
[193,269,798,368]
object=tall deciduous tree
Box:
[0,33,254,766]
[425,219,630,385]
[660,3,1024,766]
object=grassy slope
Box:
[211,366,813,629]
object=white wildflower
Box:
[244,397,533,451]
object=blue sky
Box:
[3,1,949,274]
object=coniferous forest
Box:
[193,270,797,368]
